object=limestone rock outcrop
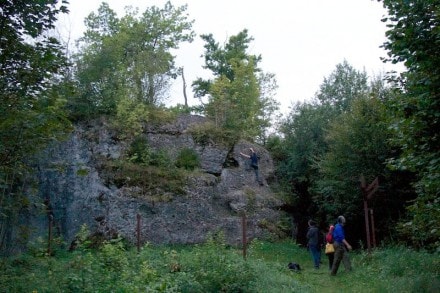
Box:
[25,115,286,248]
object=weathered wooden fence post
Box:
[370,209,376,248]
[137,213,141,253]
[360,175,379,254]
[242,211,247,260]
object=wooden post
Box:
[242,211,247,260]
[360,176,371,253]
[363,197,372,253]
[48,216,53,255]
[137,214,141,253]
[370,209,376,248]
[360,176,379,254]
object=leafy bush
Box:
[127,136,152,165]
[179,233,257,292]
[99,158,187,197]
[188,121,237,147]
[1,240,439,292]
[175,148,200,170]
[127,136,171,168]
[150,149,172,167]
[115,96,150,138]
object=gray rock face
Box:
[26,115,286,248]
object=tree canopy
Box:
[69,1,195,120]
[193,29,278,143]
[0,0,71,251]
[379,0,440,250]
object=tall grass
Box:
[0,239,438,292]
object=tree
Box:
[275,101,332,244]
[313,96,404,242]
[275,61,379,245]
[70,1,194,119]
[205,58,261,140]
[277,61,370,203]
[193,29,278,142]
[0,0,71,251]
[257,72,280,145]
[316,60,369,113]
[379,0,440,251]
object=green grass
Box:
[1,239,439,292]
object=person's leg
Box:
[328,252,334,270]
[318,248,322,266]
[342,249,352,271]
[331,243,344,275]
[253,166,263,185]
[310,245,320,268]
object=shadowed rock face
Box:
[21,115,286,249]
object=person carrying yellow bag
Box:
[325,224,335,270]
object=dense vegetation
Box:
[0,0,438,269]
[1,237,438,292]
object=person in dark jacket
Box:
[330,215,352,276]
[306,219,321,269]
[240,148,263,186]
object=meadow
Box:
[1,238,439,292]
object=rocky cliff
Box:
[22,115,287,249]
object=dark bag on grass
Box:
[288,262,301,271]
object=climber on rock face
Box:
[240,148,264,186]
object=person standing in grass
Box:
[306,219,321,269]
[325,224,335,270]
[330,215,352,276]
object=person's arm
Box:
[240,152,250,158]
[343,239,352,250]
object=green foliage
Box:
[316,60,369,112]
[274,61,412,245]
[193,29,261,93]
[179,233,257,292]
[314,97,393,217]
[380,0,440,252]
[127,136,153,165]
[0,0,71,252]
[97,238,129,272]
[188,121,237,147]
[115,96,150,138]
[276,102,335,237]
[175,148,200,170]
[193,29,279,142]
[98,158,186,198]
[206,58,269,140]
[168,104,198,115]
[277,61,370,190]
[127,136,171,167]
[70,1,195,119]
[1,241,438,292]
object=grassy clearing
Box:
[0,239,438,292]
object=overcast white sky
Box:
[59,0,402,113]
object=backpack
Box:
[326,231,333,243]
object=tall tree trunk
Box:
[181,67,188,107]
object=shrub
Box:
[127,136,172,168]
[188,121,237,147]
[149,149,172,167]
[180,234,256,292]
[176,148,200,171]
[127,136,152,165]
